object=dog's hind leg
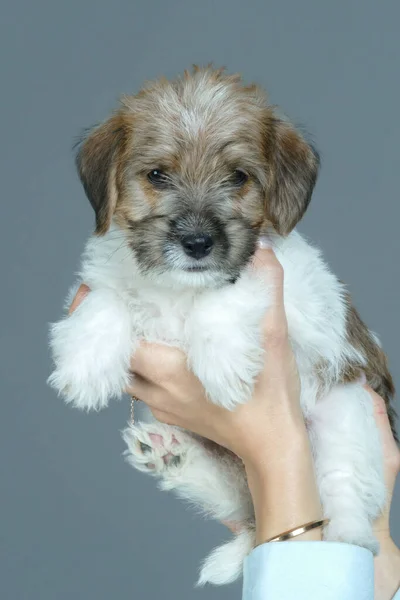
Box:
[123,421,255,584]
[122,420,253,526]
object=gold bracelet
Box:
[264,518,330,543]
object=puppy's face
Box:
[76,67,319,287]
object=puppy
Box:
[48,66,397,586]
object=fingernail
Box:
[257,235,272,250]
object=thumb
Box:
[251,237,284,310]
[251,238,287,342]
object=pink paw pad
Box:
[139,432,181,468]
[149,433,164,447]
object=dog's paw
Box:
[47,361,129,411]
[186,277,266,410]
[324,517,379,555]
[122,423,195,479]
[205,369,255,409]
[48,289,133,411]
[47,320,131,411]
[189,345,263,410]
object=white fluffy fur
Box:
[48,223,386,585]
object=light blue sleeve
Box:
[242,541,377,600]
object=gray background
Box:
[1,0,399,598]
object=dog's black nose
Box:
[181,233,214,259]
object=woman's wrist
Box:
[242,414,310,483]
[244,428,323,546]
[374,541,400,600]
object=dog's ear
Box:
[75,113,128,235]
[264,117,320,235]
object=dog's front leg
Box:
[309,383,386,554]
[48,287,134,411]
[185,285,267,409]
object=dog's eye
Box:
[231,169,249,187]
[147,169,170,187]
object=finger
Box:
[365,385,400,480]
[68,284,90,315]
[149,408,177,426]
[251,239,285,310]
[367,385,399,536]
[129,341,187,383]
[125,374,165,410]
[252,241,289,351]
